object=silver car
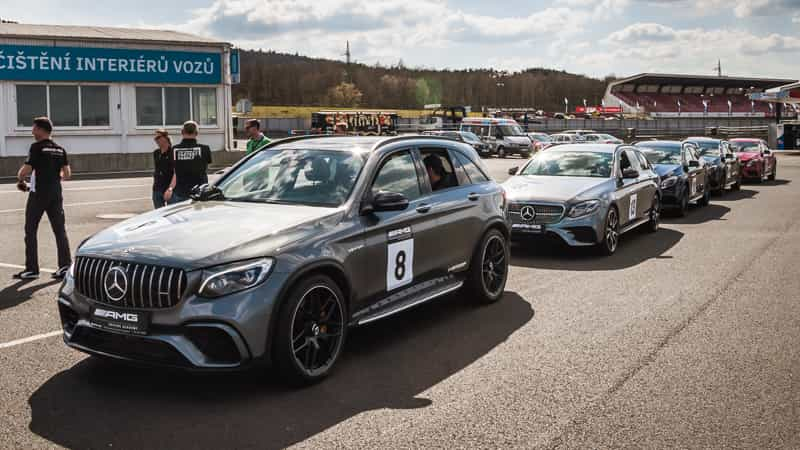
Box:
[503,144,662,255]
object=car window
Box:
[619,150,632,172]
[453,150,489,184]
[685,147,699,163]
[634,150,650,170]
[217,149,365,207]
[521,150,613,178]
[371,151,422,200]
[420,148,459,191]
[625,150,642,171]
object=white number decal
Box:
[629,193,638,220]
[690,177,697,196]
[387,238,414,291]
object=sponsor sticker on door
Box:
[629,193,638,220]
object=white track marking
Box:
[0,331,62,349]
[0,262,55,273]
[0,197,150,214]
[0,184,148,194]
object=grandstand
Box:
[604,73,797,118]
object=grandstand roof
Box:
[610,73,796,90]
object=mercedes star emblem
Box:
[520,205,536,222]
[104,266,129,302]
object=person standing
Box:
[244,119,270,155]
[14,117,72,280]
[152,129,173,208]
[165,121,212,204]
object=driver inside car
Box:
[423,154,457,191]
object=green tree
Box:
[327,82,363,107]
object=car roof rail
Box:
[372,134,461,151]
[259,134,345,150]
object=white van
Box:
[460,117,533,158]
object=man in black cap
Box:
[14,117,72,280]
[164,120,212,204]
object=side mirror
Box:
[688,160,700,167]
[189,184,224,201]
[763,149,771,155]
[508,166,519,175]
[368,191,409,213]
[622,168,639,179]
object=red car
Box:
[729,138,777,182]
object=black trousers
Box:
[24,192,71,273]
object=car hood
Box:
[78,201,343,270]
[503,175,612,203]
[653,164,682,178]
[737,151,761,161]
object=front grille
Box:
[509,203,565,225]
[75,256,187,309]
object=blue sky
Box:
[1,0,798,79]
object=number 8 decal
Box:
[387,239,414,291]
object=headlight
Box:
[660,176,678,189]
[198,258,274,298]
[568,200,600,218]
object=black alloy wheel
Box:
[678,190,690,217]
[698,183,710,206]
[647,195,660,233]
[275,275,346,385]
[769,163,777,181]
[467,229,508,304]
[599,207,620,256]
[497,147,506,158]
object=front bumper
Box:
[509,204,604,247]
[741,162,762,179]
[57,268,291,370]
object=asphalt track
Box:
[0,155,798,449]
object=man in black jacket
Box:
[14,117,72,280]
[164,121,212,204]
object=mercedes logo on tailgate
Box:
[104,266,129,302]
[520,205,536,222]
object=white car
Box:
[584,133,623,144]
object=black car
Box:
[684,137,742,194]
[635,141,710,216]
[58,135,510,384]
[422,130,493,157]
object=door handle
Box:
[416,203,431,213]
[467,193,480,201]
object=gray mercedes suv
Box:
[58,135,510,384]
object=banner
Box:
[0,44,222,84]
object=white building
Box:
[0,23,234,158]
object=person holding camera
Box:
[14,117,72,280]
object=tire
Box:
[678,189,690,217]
[466,228,508,304]
[647,195,660,233]
[732,172,742,191]
[274,274,347,386]
[598,206,620,256]
[520,151,532,159]
[698,184,710,206]
[769,163,777,181]
[497,147,506,158]
[716,171,726,196]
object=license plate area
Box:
[512,223,544,233]
[90,305,150,335]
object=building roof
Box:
[610,73,796,90]
[0,23,229,47]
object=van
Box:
[460,118,533,158]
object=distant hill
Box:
[233,50,611,112]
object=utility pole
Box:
[714,60,722,77]
[342,40,352,83]
[344,40,351,66]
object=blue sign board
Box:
[0,45,222,84]
[230,48,240,85]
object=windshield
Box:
[692,141,720,156]
[520,151,613,178]
[731,142,760,152]
[498,125,525,136]
[637,145,682,165]
[529,134,550,142]
[216,149,365,207]
[461,131,481,143]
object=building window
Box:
[16,85,47,126]
[16,84,110,128]
[136,86,218,127]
